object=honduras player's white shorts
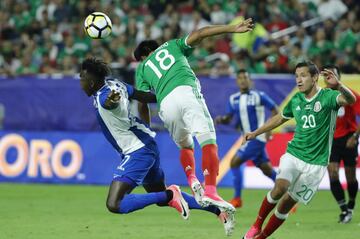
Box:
[277,153,327,205]
[159,85,216,148]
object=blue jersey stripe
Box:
[129,125,155,146]
[95,110,122,154]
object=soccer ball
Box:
[84,12,112,39]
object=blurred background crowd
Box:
[0,0,359,79]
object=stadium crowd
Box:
[0,0,359,78]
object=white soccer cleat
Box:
[190,179,206,207]
[218,210,236,236]
[202,193,236,214]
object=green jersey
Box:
[282,88,341,166]
[135,36,198,104]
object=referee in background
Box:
[324,65,360,223]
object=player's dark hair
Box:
[81,57,110,82]
[237,69,248,75]
[295,61,319,77]
[322,64,341,79]
[134,40,159,61]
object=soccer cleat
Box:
[167,185,190,220]
[229,197,243,208]
[202,192,236,213]
[338,210,352,224]
[242,225,261,239]
[218,210,236,236]
[190,179,206,207]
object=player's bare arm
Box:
[104,90,120,109]
[138,102,151,125]
[132,89,157,103]
[265,107,280,141]
[322,69,356,106]
[244,113,288,141]
[214,114,233,125]
[186,18,254,46]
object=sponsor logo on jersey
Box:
[305,104,312,110]
[296,106,301,111]
[314,101,322,112]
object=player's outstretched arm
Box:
[214,114,233,125]
[186,18,254,47]
[132,89,157,103]
[322,69,356,106]
[245,113,288,141]
[138,102,151,125]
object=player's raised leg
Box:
[106,180,176,215]
[144,182,235,236]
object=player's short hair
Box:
[81,57,110,82]
[237,69,248,75]
[295,61,319,77]
[322,64,341,79]
[134,40,159,61]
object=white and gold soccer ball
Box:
[84,12,112,39]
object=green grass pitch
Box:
[1,183,359,239]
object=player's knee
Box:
[260,166,272,176]
[328,170,339,180]
[272,183,288,199]
[106,200,120,213]
[230,156,241,168]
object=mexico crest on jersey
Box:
[314,101,322,112]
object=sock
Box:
[258,209,287,239]
[269,170,277,182]
[231,164,245,198]
[330,180,347,212]
[201,144,219,186]
[181,192,220,215]
[347,180,358,210]
[180,148,196,179]
[118,192,168,214]
[254,191,278,229]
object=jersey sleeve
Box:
[282,97,294,119]
[328,89,341,110]
[226,97,235,116]
[123,82,134,98]
[175,36,194,57]
[259,91,277,110]
[135,64,151,92]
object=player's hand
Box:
[233,18,254,33]
[346,135,358,148]
[244,132,256,142]
[214,116,222,125]
[321,69,340,88]
[107,90,121,103]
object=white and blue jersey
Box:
[93,78,163,187]
[227,90,277,142]
[227,90,277,165]
[94,78,156,155]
